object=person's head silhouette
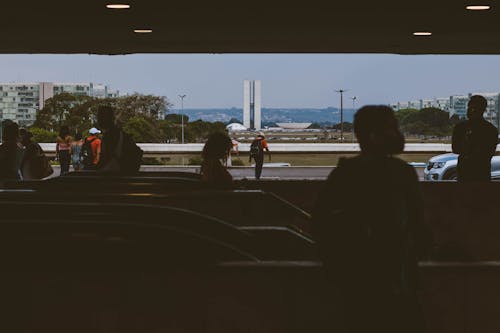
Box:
[467,95,487,121]
[59,125,70,139]
[2,121,19,142]
[97,105,116,131]
[202,132,232,161]
[354,105,404,156]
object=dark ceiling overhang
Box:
[2,0,499,54]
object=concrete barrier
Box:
[39,143,456,154]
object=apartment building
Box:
[0,82,118,126]
[392,93,500,128]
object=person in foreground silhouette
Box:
[452,95,498,182]
[96,105,143,175]
[312,105,432,333]
[200,132,233,189]
[0,121,24,181]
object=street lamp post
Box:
[335,89,347,143]
[178,94,186,144]
[351,96,357,143]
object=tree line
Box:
[394,107,460,137]
[31,93,227,143]
[310,107,461,138]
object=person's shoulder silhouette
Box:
[312,105,430,333]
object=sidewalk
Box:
[49,165,425,180]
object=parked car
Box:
[424,153,500,181]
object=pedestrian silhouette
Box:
[56,125,72,176]
[312,105,432,333]
[249,132,270,180]
[0,121,24,181]
[81,127,102,171]
[452,95,498,182]
[96,105,143,175]
[71,132,84,172]
[200,132,233,189]
[20,129,53,180]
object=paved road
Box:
[50,165,426,180]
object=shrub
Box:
[231,158,245,166]
[188,156,203,165]
[142,157,164,165]
[29,127,58,143]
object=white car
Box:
[423,153,500,181]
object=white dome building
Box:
[226,123,247,131]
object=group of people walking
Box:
[55,126,102,175]
[0,105,142,181]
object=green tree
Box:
[122,116,163,142]
[394,108,419,127]
[332,122,353,131]
[34,93,173,142]
[113,93,172,124]
[185,120,227,143]
[34,93,89,130]
[165,113,189,124]
[396,107,455,137]
[29,127,58,143]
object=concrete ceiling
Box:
[2,0,499,54]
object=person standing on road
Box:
[312,105,432,333]
[249,132,270,180]
[452,95,498,182]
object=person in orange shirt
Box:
[249,132,271,180]
[81,127,102,170]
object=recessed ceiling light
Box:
[134,29,153,33]
[106,4,130,9]
[413,32,432,36]
[466,5,491,10]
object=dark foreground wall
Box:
[1,262,499,333]
[237,180,500,261]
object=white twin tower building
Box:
[243,80,262,130]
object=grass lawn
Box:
[154,153,435,166]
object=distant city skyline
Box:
[2,54,500,109]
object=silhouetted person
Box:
[200,132,233,189]
[249,132,270,180]
[71,132,84,171]
[56,125,72,176]
[0,121,24,181]
[312,105,431,333]
[20,129,52,180]
[97,105,143,174]
[81,127,102,170]
[452,95,498,182]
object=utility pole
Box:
[178,94,186,144]
[335,89,347,143]
[351,96,357,143]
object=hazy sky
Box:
[1,54,500,109]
